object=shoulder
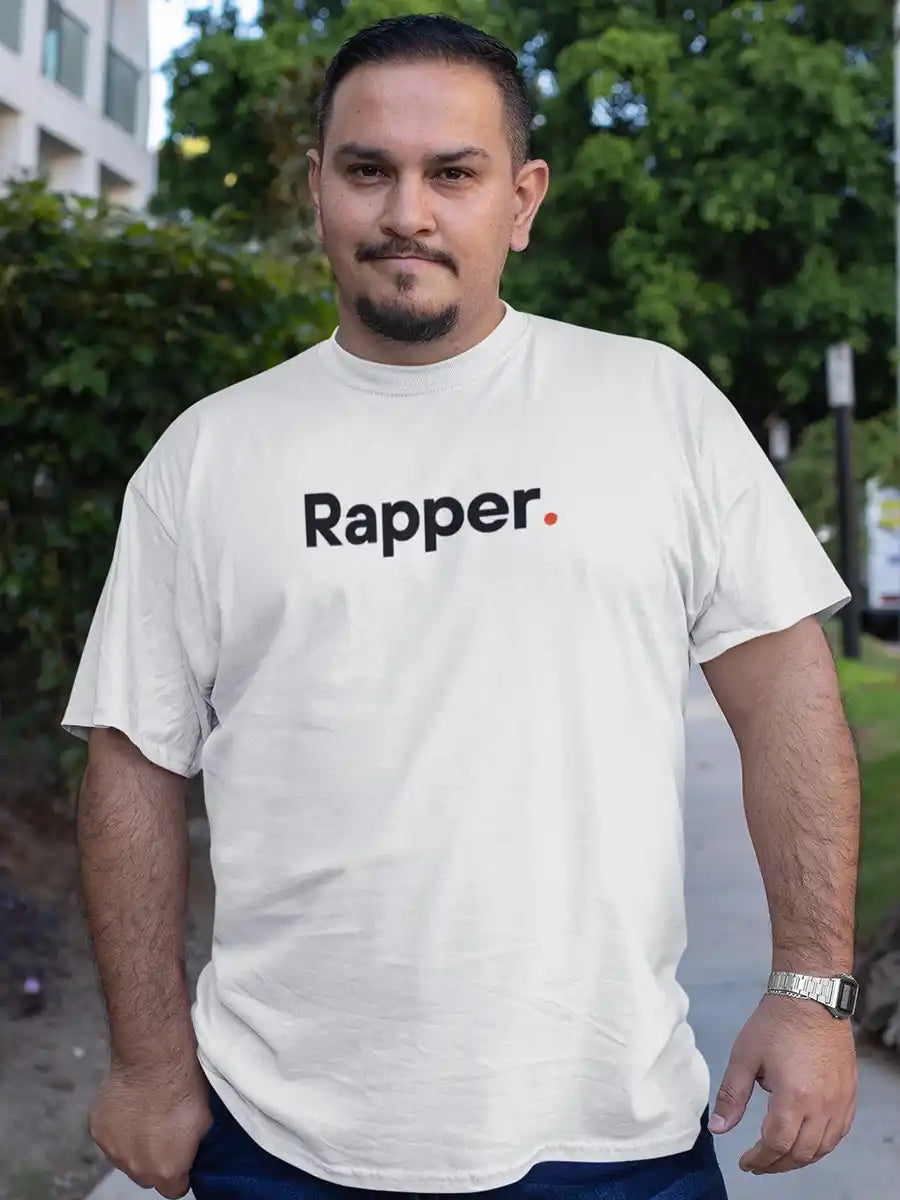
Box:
[525,311,697,375]
[130,341,327,532]
[160,340,325,441]
[523,311,717,411]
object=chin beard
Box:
[355,295,459,345]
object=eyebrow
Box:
[333,142,490,165]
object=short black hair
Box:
[315,13,533,170]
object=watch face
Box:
[837,978,858,1016]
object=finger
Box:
[747,1114,828,1174]
[121,1168,153,1190]
[710,1056,757,1133]
[835,1099,854,1142]
[155,1176,190,1199]
[739,1103,804,1172]
[812,1114,850,1162]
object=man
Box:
[63,13,860,1200]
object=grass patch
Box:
[823,624,900,942]
[8,1165,56,1200]
[856,753,900,940]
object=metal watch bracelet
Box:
[766,971,859,1019]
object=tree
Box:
[503,0,895,433]
[151,1,330,252]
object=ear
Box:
[307,148,324,243]
[510,159,550,253]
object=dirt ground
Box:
[0,777,214,1200]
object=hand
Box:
[709,993,858,1174]
[88,1058,214,1198]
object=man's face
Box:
[308,61,542,345]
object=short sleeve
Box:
[687,375,851,665]
[61,483,210,776]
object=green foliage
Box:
[0,181,335,799]
[509,0,896,431]
[787,410,900,569]
[152,0,334,252]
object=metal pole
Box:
[827,343,863,660]
[894,0,900,435]
[835,406,862,659]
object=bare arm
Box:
[77,727,198,1071]
[701,616,860,975]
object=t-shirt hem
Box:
[60,713,197,777]
[197,1055,704,1191]
[689,589,851,664]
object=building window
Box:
[42,1,87,98]
[0,0,23,52]
[105,46,140,135]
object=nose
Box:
[379,173,437,240]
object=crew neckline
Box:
[316,302,529,397]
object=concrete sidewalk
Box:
[87,666,899,1200]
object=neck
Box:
[333,296,506,365]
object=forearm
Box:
[734,665,860,975]
[76,729,197,1070]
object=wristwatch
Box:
[766,971,859,1020]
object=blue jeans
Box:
[189,1081,728,1200]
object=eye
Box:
[348,164,386,179]
[438,168,472,181]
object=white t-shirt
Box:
[62,303,850,1191]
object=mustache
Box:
[356,241,458,275]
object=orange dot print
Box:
[544,512,558,525]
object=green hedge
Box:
[0,181,335,804]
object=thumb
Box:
[709,1056,756,1134]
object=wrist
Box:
[771,952,854,975]
[110,1014,198,1072]
[760,995,843,1037]
[111,1043,201,1077]
[760,991,851,1031]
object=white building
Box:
[0,0,155,207]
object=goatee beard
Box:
[355,296,460,345]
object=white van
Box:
[864,478,900,639]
